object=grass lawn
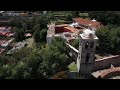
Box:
[68,62,77,71]
[68,62,85,79]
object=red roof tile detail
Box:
[99,67,120,79]
[73,18,104,29]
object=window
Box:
[89,33,93,38]
[85,41,89,49]
[90,41,94,48]
[85,53,90,63]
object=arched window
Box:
[85,41,89,49]
[85,53,90,63]
[89,33,93,38]
[90,41,94,48]
[96,46,98,50]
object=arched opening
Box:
[85,41,89,49]
[90,41,94,48]
[85,53,90,63]
[89,33,93,38]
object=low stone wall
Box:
[93,55,120,71]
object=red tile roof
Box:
[99,67,120,79]
[73,18,104,29]
[0,48,5,54]
[63,27,80,34]
[6,33,14,37]
[0,31,7,36]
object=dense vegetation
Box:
[9,15,50,43]
[96,25,120,55]
[71,39,79,49]
[0,37,72,79]
[88,11,120,25]
[0,13,72,79]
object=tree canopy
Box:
[96,25,120,55]
[71,39,79,49]
[0,37,71,79]
[12,27,25,42]
[33,28,47,46]
[88,11,120,25]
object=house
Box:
[0,26,14,37]
[73,18,104,30]
[25,33,32,38]
[1,38,14,48]
[7,41,27,55]
[46,19,103,45]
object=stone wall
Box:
[93,55,120,71]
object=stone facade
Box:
[77,29,98,76]
[93,55,120,72]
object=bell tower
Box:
[77,29,99,77]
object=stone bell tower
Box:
[77,28,99,77]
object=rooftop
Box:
[64,26,81,34]
[92,66,120,78]
[1,38,14,47]
[73,18,104,29]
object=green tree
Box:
[20,17,35,32]
[96,26,120,55]
[88,11,120,25]
[14,28,25,42]
[65,14,72,22]
[96,27,111,55]
[71,11,80,18]
[35,15,49,30]
[26,45,68,79]
[51,37,68,53]
[33,28,47,45]
[32,24,40,34]
[71,39,79,49]
[109,27,120,54]
[0,38,70,79]
[11,62,26,79]
[9,18,22,29]
[21,22,27,31]
[11,27,19,33]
